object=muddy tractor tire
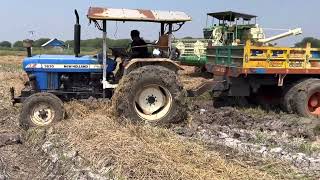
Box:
[20,93,65,130]
[112,65,187,125]
[281,79,316,113]
[292,78,320,118]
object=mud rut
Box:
[173,100,320,176]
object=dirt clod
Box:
[0,133,21,148]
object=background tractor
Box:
[11,7,192,129]
[174,11,302,67]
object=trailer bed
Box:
[206,41,320,76]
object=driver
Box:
[130,30,149,58]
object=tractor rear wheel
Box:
[20,93,65,130]
[292,78,320,118]
[112,65,187,125]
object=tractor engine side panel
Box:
[22,55,106,91]
[26,72,59,90]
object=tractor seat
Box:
[156,34,169,51]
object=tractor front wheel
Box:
[20,93,65,130]
[112,65,187,125]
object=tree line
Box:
[294,37,320,48]
[0,38,52,48]
[0,38,131,49]
[1,37,320,49]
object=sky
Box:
[0,0,319,46]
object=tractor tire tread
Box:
[282,78,318,113]
[112,65,187,125]
[19,93,65,130]
[292,78,320,118]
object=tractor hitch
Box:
[187,80,227,97]
[10,87,25,105]
[10,87,18,105]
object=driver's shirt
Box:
[131,39,148,58]
[97,53,117,72]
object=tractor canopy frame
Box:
[86,7,192,97]
[87,7,192,23]
[206,11,257,28]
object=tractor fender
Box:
[124,58,184,75]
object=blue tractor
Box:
[11,7,193,129]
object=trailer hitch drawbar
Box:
[187,80,227,97]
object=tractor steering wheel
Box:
[110,47,130,59]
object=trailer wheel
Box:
[293,79,320,118]
[112,65,187,125]
[20,93,65,130]
[281,79,317,113]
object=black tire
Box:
[292,78,320,118]
[112,65,187,125]
[20,93,65,130]
[281,79,317,113]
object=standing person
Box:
[130,30,149,58]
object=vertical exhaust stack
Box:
[23,39,33,57]
[74,10,81,57]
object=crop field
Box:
[1,55,320,179]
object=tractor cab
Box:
[19,7,192,99]
[86,7,192,92]
[204,11,258,46]
[204,11,302,46]
[87,7,191,58]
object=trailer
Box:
[172,11,318,119]
[204,40,320,118]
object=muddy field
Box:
[1,56,320,179]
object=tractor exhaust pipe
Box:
[23,39,33,57]
[26,47,32,57]
[74,9,81,57]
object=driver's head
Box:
[131,30,140,40]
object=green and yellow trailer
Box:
[200,40,320,118]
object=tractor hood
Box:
[23,55,103,73]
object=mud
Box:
[0,56,46,180]
[185,101,319,140]
[0,110,46,180]
[0,133,21,148]
[173,100,320,177]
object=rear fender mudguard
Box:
[124,58,184,75]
